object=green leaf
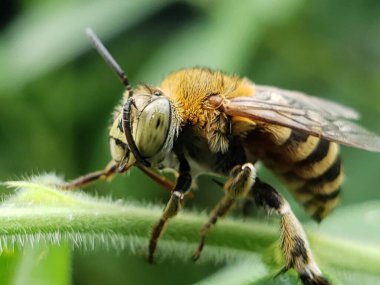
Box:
[308,202,380,277]
[0,0,173,94]
[193,259,268,285]
[11,244,71,285]
[311,201,380,246]
[137,0,306,83]
[0,249,20,285]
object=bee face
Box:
[109,90,175,169]
[109,112,128,165]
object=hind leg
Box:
[250,179,330,285]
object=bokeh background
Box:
[0,0,379,284]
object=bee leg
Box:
[250,179,330,285]
[57,162,119,190]
[192,163,256,261]
[148,153,191,263]
[58,162,174,192]
[137,165,175,192]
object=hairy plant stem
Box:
[1,178,379,276]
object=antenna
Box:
[85,28,131,90]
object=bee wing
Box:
[221,85,380,152]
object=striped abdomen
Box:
[244,125,344,221]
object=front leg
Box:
[58,161,119,190]
[251,179,330,285]
[148,153,191,263]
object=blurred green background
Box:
[0,0,379,284]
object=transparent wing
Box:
[221,85,380,152]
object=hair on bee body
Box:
[59,28,380,285]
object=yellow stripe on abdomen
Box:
[260,129,344,222]
[293,142,339,179]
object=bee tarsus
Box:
[58,162,119,190]
[148,152,192,263]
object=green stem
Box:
[1,177,380,276]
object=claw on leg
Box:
[148,191,183,263]
[148,217,166,264]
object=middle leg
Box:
[192,163,256,260]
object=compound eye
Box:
[134,98,171,158]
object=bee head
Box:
[85,28,178,170]
[109,88,176,170]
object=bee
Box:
[61,28,380,285]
